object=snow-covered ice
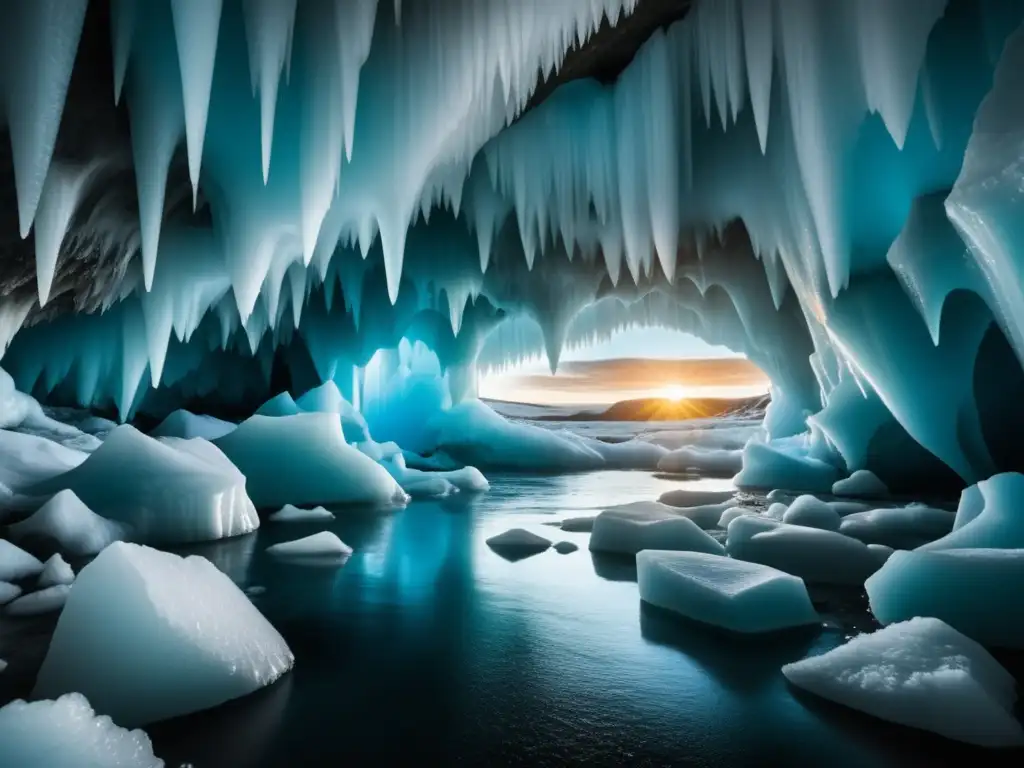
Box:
[867,548,1024,649]
[5,585,71,616]
[590,503,724,557]
[782,618,1024,747]
[0,693,164,767]
[637,550,819,633]
[8,489,126,556]
[37,553,74,587]
[266,532,353,560]
[215,414,407,509]
[267,504,336,523]
[29,425,258,545]
[33,542,294,726]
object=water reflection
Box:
[145,471,1003,767]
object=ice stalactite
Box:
[2,0,1024,493]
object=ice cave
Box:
[0,0,1023,764]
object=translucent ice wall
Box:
[2,0,1024,491]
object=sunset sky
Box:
[478,328,770,405]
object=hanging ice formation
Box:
[1,0,1024,493]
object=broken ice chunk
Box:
[782,617,1024,747]
[637,550,819,633]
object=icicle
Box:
[741,0,773,153]
[4,0,89,239]
[111,0,138,106]
[170,0,224,207]
[33,160,103,306]
[242,0,298,184]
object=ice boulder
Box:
[38,554,74,587]
[8,490,126,556]
[0,539,44,582]
[637,551,819,633]
[0,693,164,767]
[591,438,668,470]
[782,496,842,532]
[718,506,759,528]
[0,581,22,605]
[839,505,955,549]
[267,504,336,523]
[831,470,889,498]
[782,618,1024,747]
[559,516,596,532]
[486,529,552,559]
[28,426,258,545]
[866,549,1024,649]
[429,400,605,472]
[654,496,737,530]
[734,441,840,493]
[727,520,881,585]
[34,543,293,726]
[401,475,458,498]
[215,414,407,509]
[255,391,302,417]
[266,532,353,560]
[658,446,744,476]
[441,466,489,493]
[919,473,1024,551]
[150,410,236,441]
[553,541,579,554]
[295,381,370,443]
[657,488,737,507]
[6,585,70,616]
[590,503,725,557]
[0,429,89,494]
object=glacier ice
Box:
[37,553,75,588]
[0,0,1019,572]
[637,550,819,634]
[8,490,126,556]
[267,504,335,523]
[590,503,724,557]
[782,617,1024,747]
[34,542,294,727]
[0,693,164,768]
[866,548,1024,649]
[30,426,259,545]
[214,413,407,509]
[266,531,352,560]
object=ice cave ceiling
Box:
[0,0,1023,493]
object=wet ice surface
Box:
[0,469,1016,766]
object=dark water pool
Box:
[4,471,1018,766]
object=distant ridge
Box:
[537,394,769,422]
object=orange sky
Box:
[478,357,770,405]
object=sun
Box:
[657,384,691,402]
